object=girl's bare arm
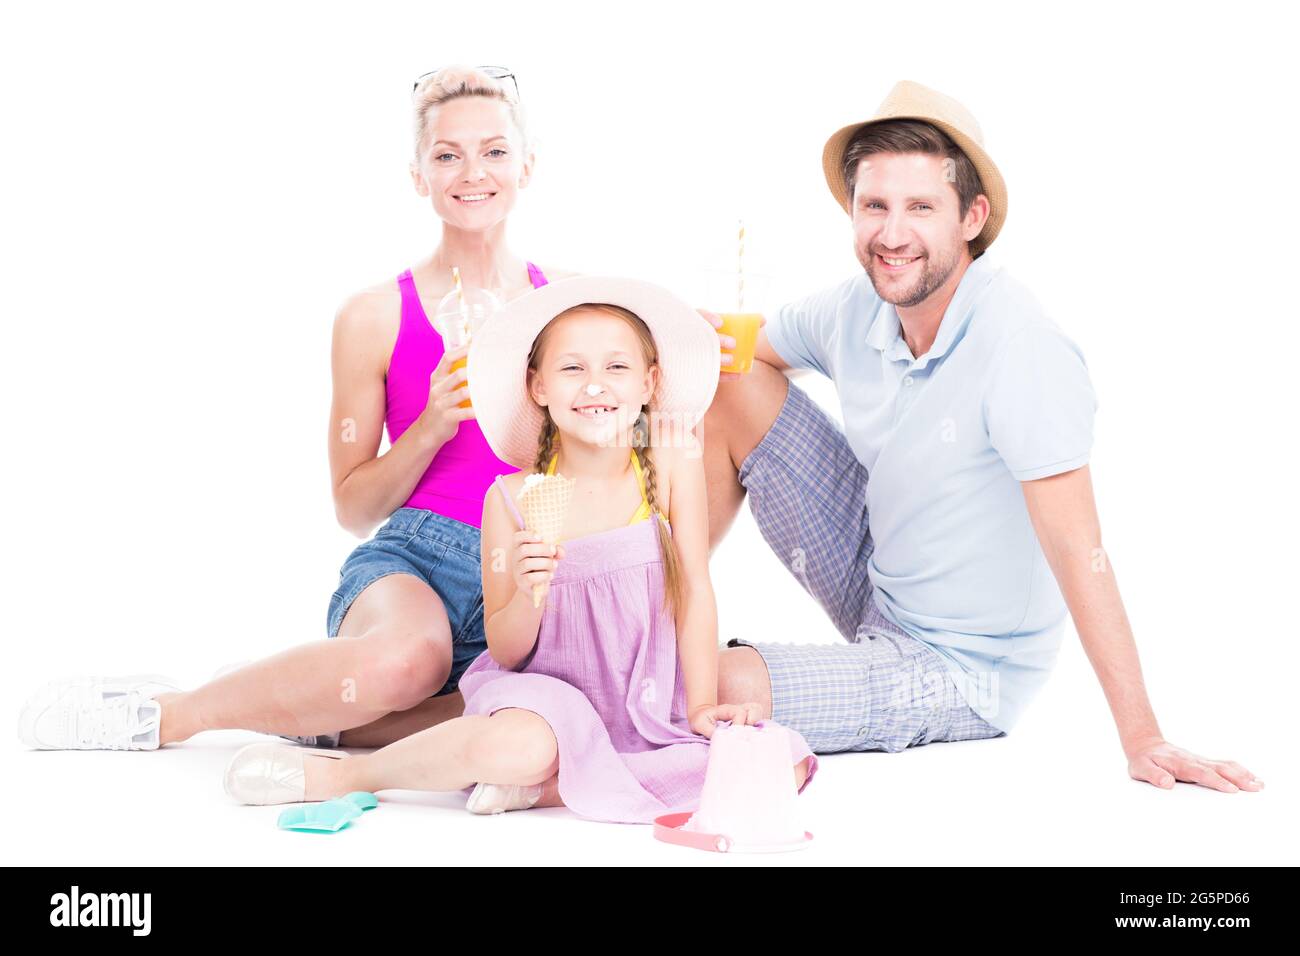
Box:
[481,479,548,669]
[665,446,721,720]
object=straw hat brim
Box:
[467,276,720,470]
[821,114,1007,258]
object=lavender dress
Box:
[457,466,820,824]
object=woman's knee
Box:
[355,627,453,712]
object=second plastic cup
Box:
[435,286,501,410]
[704,270,771,376]
[718,313,762,374]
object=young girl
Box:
[222,277,819,822]
[19,65,575,754]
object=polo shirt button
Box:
[904,377,914,387]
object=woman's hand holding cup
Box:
[415,344,475,448]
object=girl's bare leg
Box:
[302,707,561,802]
[795,756,811,790]
[152,575,456,746]
[328,737,805,796]
[533,773,564,808]
[302,711,807,805]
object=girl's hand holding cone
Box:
[511,529,565,608]
[517,472,577,607]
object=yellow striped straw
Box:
[451,266,470,342]
[737,220,746,312]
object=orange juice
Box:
[718,313,762,374]
[450,355,471,408]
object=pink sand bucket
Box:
[653,719,813,853]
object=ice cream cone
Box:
[518,473,576,607]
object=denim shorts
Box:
[327,507,487,697]
[726,377,1006,754]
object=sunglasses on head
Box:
[412,65,519,101]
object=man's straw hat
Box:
[821,80,1007,257]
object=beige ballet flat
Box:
[223,742,348,806]
[466,782,544,815]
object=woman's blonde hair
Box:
[526,304,684,620]
[411,66,530,161]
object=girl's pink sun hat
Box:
[467,275,721,470]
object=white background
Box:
[3,0,1296,865]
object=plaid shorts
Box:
[726,377,1005,754]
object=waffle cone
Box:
[518,474,576,607]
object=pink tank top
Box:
[386,262,549,527]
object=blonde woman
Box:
[20,66,576,752]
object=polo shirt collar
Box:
[865,253,1000,368]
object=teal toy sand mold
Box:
[277,792,379,832]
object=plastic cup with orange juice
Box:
[434,285,502,409]
[718,312,762,374]
[706,270,771,376]
[449,353,471,409]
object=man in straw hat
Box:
[701,80,1260,792]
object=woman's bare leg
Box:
[337,692,464,748]
[328,576,468,747]
[302,707,560,801]
[152,574,456,745]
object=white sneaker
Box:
[466,782,544,815]
[18,675,180,751]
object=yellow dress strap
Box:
[628,449,653,526]
[549,450,660,527]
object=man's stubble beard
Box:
[858,241,962,308]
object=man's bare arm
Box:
[1021,465,1263,793]
[752,323,789,371]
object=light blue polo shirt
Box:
[765,252,1098,732]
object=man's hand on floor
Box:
[1126,737,1263,792]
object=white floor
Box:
[8,382,1292,867]
[10,655,1289,867]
